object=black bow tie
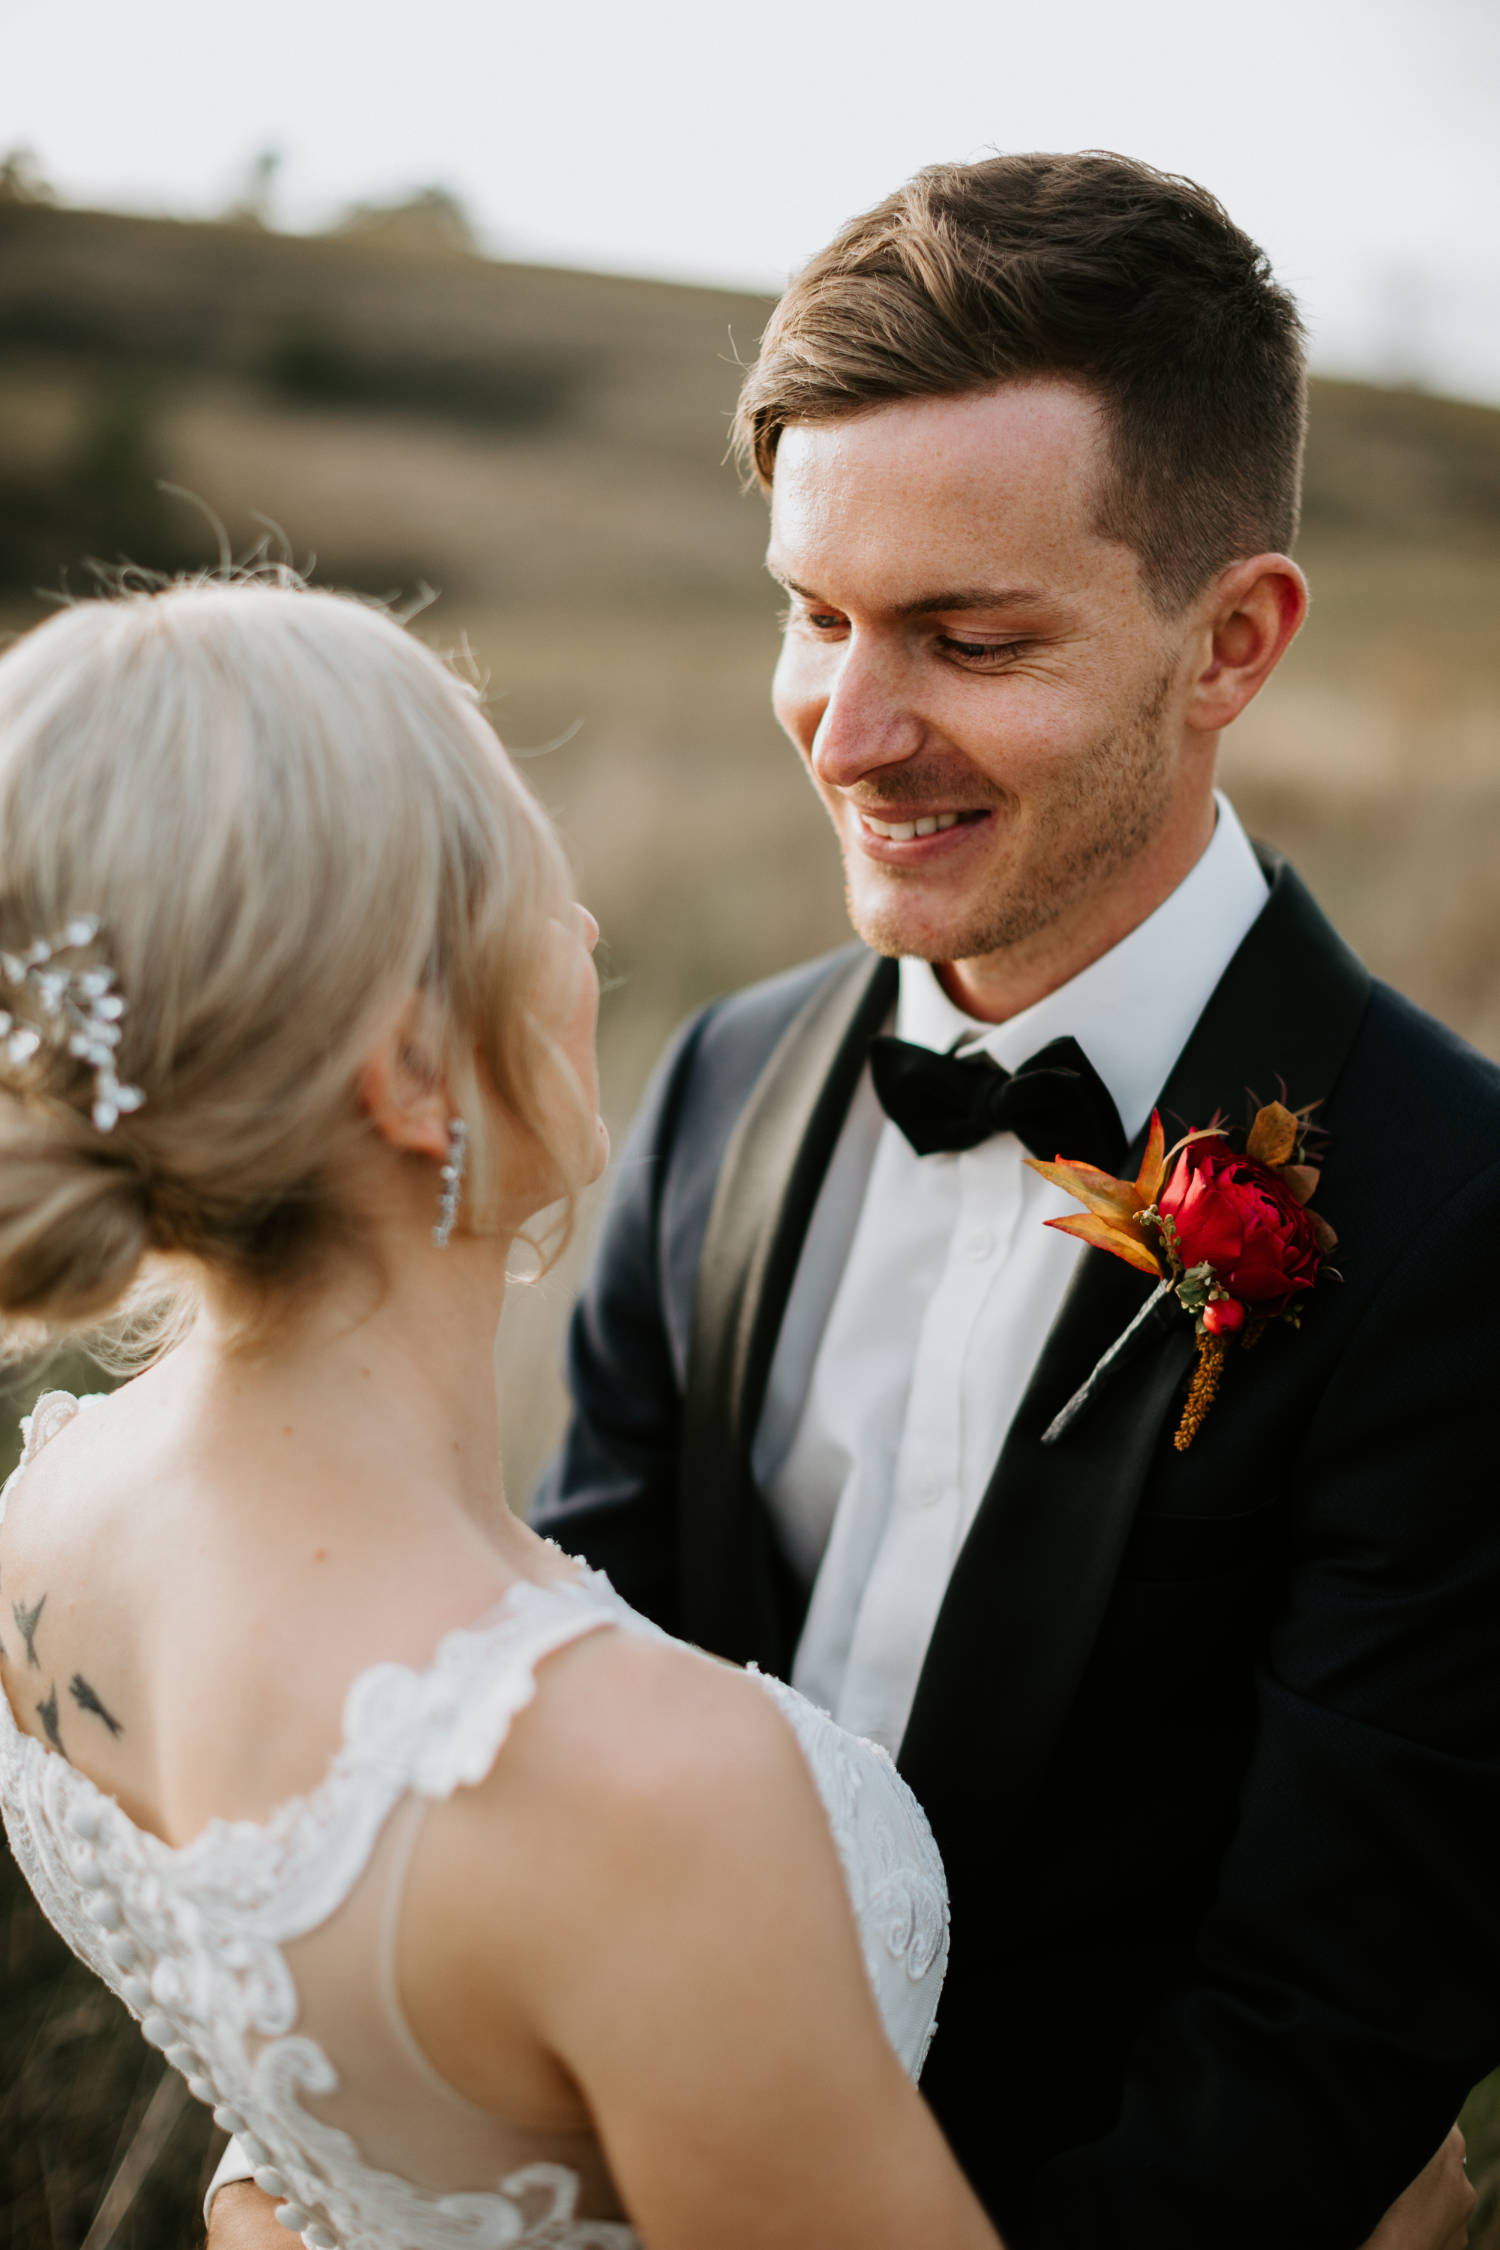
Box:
[868,1032,1126,1172]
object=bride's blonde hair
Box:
[0,576,576,1352]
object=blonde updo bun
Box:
[0,1111,150,1326]
[0,576,575,1347]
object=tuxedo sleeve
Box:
[529,1007,713,1632]
[1036,1157,1500,2250]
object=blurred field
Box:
[2,199,1500,2244]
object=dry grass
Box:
[0,1847,223,2249]
[2,202,1499,2242]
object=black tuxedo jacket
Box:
[534,856,1500,2249]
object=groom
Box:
[534,154,1500,2247]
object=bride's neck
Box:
[167,1225,514,1532]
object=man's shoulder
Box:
[621,943,878,1184]
[1348,979,1500,1154]
[1324,977,1500,1256]
[689,941,875,1076]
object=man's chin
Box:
[843,852,1077,969]
[844,883,982,968]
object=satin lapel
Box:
[899,855,1372,1811]
[679,947,898,1664]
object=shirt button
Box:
[965,1229,996,1262]
[912,1475,942,1508]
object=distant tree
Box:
[70,377,173,551]
[0,147,56,205]
[0,378,211,591]
[226,145,283,230]
[334,185,480,256]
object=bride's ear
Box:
[357,993,452,1162]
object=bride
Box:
[0,577,996,2250]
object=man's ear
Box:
[356,993,452,1163]
[1183,553,1308,735]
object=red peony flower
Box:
[1157,1136,1322,1313]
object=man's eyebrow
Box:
[764,564,1052,615]
[897,585,1051,616]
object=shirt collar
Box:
[894,793,1269,1144]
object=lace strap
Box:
[1,1390,97,1529]
[19,1390,88,1465]
[341,1583,620,1804]
[175,1585,621,1949]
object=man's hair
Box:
[732,151,1307,614]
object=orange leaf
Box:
[1025,1153,1144,1225]
[1276,1163,1321,1206]
[1044,1210,1165,1279]
[1135,1110,1167,1207]
[1247,1100,1299,1167]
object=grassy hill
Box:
[2,201,1500,2245]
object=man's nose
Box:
[809,638,926,791]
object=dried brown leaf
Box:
[1247,1100,1299,1168]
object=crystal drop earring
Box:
[432,1117,468,1248]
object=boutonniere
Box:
[1026,1098,1338,1451]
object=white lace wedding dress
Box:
[0,1393,949,2250]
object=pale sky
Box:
[4,0,1498,402]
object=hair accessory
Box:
[0,917,145,1134]
[432,1116,468,1248]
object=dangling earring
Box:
[432,1117,468,1248]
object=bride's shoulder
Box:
[409,1623,830,1948]
[400,1623,858,2064]
[396,1619,900,2140]
[499,1624,813,1831]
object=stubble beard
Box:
[842,664,1180,965]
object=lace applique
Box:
[751,1675,947,1967]
[12,1386,109,1471]
[229,2037,636,2250]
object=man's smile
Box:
[851,805,993,862]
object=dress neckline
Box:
[0,1388,619,1869]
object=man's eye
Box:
[940,636,1025,666]
[776,603,845,635]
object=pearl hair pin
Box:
[0,916,146,1133]
[432,1116,468,1248]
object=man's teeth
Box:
[861,812,961,841]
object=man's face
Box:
[767,380,1203,978]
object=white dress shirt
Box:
[752,795,1270,1756]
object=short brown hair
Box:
[733,151,1307,613]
